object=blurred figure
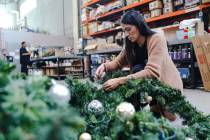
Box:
[19,41,31,75]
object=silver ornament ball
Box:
[50,80,71,105]
[87,100,104,114]
[116,102,136,121]
[79,133,92,140]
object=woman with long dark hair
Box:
[96,10,183,93]
[95,10,183,121]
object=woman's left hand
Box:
[103,77,127,91]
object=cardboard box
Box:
[164,2,173,8]
[192,35,210,91]
[151,9,162,17]
[149,0,163,10]
[198,34,210,69]
[88,22,98,34]
[126,0,133,5]
[163,0,172,4]
[163,6,173,14]
[54,48,65,57]
[82,25,88,35]
[202,0,210,3]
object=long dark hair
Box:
[121,10,155,65]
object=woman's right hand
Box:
[95,63,106,79]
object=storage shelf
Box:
[82,0,153,24]
[168,39,192,45]
[82,0,117,9]
[31,56,84,62]
[81,0,99,9]
[83,3,210,38]
[43,65,83,69]
[83,27,122,38]
[173,59,193,64]
[48,75,66,77]
[31,56,84,79]
[86,47,122,55]
[68,74,84,76]
[146,4,210,23]
[67,70,84,72]
[82,4,210,37]
[154,24,180,31]
[82,8,123,24]
[123,0,153,10]
[82,3,210,24]
[48,74,83,77]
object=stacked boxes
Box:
[202,0,210,3]
[163,0,173,14]
[149,0,163,17]
[82,24,88,36]
[88,21,99,34]
[83,21,116,35]
[185,0,200,8]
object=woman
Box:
[95,10,183,121]
[95,10,183,93]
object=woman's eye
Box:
[124,27,131,32]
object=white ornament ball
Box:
[79,133,92,140]
[146,96,153,103]
[116,102,136,121]
[50,80,71,105]
[87,100,104,114]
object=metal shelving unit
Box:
[168,40,201,88]
[30,56,85,80]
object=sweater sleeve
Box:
[131,34,166,79]
[105,47,128,71]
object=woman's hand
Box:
[103,77,127,91]
[95,63,106,79]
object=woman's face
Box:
[121,23,140,42]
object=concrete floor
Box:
[183,89,210,115]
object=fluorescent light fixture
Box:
[20,0,37,17]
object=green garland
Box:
[127,79,210,140]
[66,78,181,139]
[1,60,209,140]
[0,61,86,140]
[66,72,210,140]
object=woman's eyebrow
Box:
[124,27,130,30]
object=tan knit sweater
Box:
[105,33,183,92]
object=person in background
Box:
[20,41,31,75]
[95,10,183,121]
